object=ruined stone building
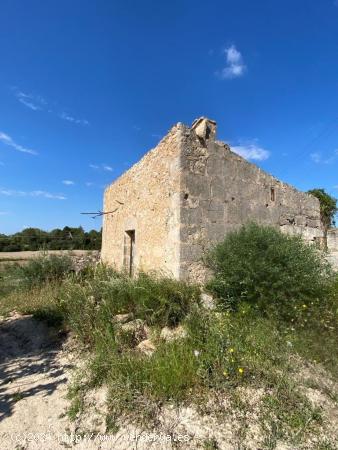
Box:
[101,118,324,281]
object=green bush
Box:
[5,254,73,290]
[59,266,200,345]
[205,223,333,317]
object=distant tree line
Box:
[0,227,102,252]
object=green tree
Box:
[307,188,337,246]
[0,227,102,252]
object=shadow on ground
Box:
[0,314,71,421]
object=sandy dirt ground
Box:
[0,313,78,449]
[0,313,337,450]
[0,313,183,450]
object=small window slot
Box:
[270,187,275,202]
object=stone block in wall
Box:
[181,207,203,225]
[205,209,225,224]
[185,174,210,198]
[207,154,224,178]
[180,243,203,261]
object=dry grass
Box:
[0,250,99,268]
[0,250,98,261]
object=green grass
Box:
[0,253,337,448]
[0,281,62,318]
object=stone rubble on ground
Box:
[136,339,156,356]
[119,318,149,344]
[160,324,187,342]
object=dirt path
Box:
[0,314,161,450]
[0,313,76,449]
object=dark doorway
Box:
[123,230,135,276]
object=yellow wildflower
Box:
[223,370,228,377]
[238,367,244,375]
[229,348,234,353]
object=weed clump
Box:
[59,267,200,345]
[3,253,73,290]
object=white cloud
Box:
[15,91,46,111]
[0,132,38,155]
[89,163,113,172]
[217,45,246,80]
[85,182,94,187]
[0,189,66,200]
[13,88,89,126]
[62,180,75,185]
[59,112,89,126]
[231,142,270,161]
[310,150,338,164]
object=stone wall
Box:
[328,228,338,252]
[71,251,100,272]
[179,120,323,281]
[101,125,183,277]
[102,117,323,282]
[327,229,338,269]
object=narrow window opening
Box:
[270,187,275,202]
[123,230,135,277]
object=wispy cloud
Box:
[13,88,89,126]
[0,132,38,155]
[310,152,322,164]
[310,149,338,164]
[0,211,9,215]
[216,45,246,80]
[59,112,89,126]
[15,91,46,111]
[85,182,94,187]
[89,163,113,172]
[0,189,66,200]
[231,142,270,161]
[62,180,75,185]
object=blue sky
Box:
[1,0,338,234]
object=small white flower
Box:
[194,350,200,357]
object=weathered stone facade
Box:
[101,118,324,281]
[327,228,338,269]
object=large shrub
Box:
[206,223,333,316]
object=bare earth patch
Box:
[0,313,337,449]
